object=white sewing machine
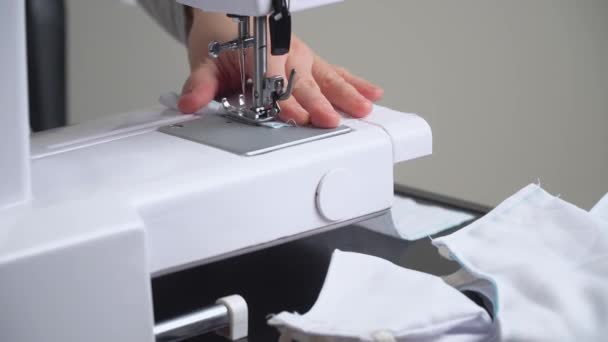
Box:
[0,1,431,341]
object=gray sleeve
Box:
[137,0,190,45]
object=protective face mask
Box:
[268,250,494,342]
[433,184,608,341]
[269,185,608,342]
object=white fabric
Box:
[591,192,608,222]
[269,185,608,341]
[159,92,223,114]
[268,250,494,342]
[158,91,294,128]
[433,184,608,341]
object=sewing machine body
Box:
[0,1,432,341]
[24,105,430,276]
[178,0,343,16]
[2,105,431,342]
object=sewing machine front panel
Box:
[28,111,398,275]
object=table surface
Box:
[151,187,490,341]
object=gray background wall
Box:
[67,0,608,209]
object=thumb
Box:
[178,62,220,114]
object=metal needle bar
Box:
[154,304,229,342]
[252,16,267,110]
[237,17,250,98]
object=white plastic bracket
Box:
[216,294,249,341]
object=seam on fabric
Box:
[432,240,502,318]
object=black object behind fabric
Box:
[26,0,67,132]
[151,188,488,341]
[152,226,417,342]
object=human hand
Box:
[178,11,383,128]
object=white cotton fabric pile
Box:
[269,185,608,341]
[269,250,495,342]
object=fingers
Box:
[313,57,373,118]
[283,41,340,128]
[266,55,312,125]
[178,62,220,114]
[292,77,341,128]
[278,96,310,126]
[334,65,384,102]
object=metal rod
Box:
[208,37,254,59]
[253,16,267,109]
[238,17,250,97]
[238,16,250,38]
[154,304,229,342]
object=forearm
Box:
[137,0,236,67]
[187,10,238,70]
[137,0,191,44]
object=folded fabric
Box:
[158,91,222,115]
[268,250,494,342]
[434,184,608,341]
[359,196,475,241]
[269,185,608,341]
[158,91,293,128]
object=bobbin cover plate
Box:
[316,168,357,221]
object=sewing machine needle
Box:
[237,39,246,102]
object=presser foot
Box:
[220,95,281,126]
[219,69,296,126]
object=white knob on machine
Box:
[316,168,356,222]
